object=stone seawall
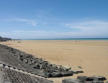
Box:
[0,44,107,83]
[0,44,83,78]
[0,63,53,83]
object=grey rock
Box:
[0,66,53,83]
[0,44,81,78]
[62,78,79,83]
[77,76,106,83]
[105,81,108,83]
[62,76,107,83]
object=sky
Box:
[0,0,108,39]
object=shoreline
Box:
[19,38,108,40]
[0,40,108,83]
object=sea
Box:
[24,38,108,40]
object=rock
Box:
[105,81,108,83]
[0,44,83,78]
[62,76,107,83]
[77,76,87,82]
[0,66,53,83]
[78,66,82,69]
[73,70,84,74]
[77,76,106,83]
[62,78,79,83]
[61,71,73,76]
[96,76,106,81]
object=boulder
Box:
[77,76,106,83]
[62,76,107,83]
[62,78,79,83]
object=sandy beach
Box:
[1,40,108,83]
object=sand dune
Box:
[1,40,108,83]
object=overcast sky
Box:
[0,0,108,39]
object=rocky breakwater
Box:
[0,63,53,83]
[62,76,107,83]
[0,44,83,78]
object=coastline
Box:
[1,40,108,83]
[21,38,108,40]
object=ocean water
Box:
[24,38,108,40]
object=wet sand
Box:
[1,40,108,83]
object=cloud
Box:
[0,30,61,39]
[2,18,38,26]
[65,20,108,37]
[14,18,37,26]
[0,20,108,39]
[65,20,108,29]
[0,30,79,39]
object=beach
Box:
[1,40,108,83]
